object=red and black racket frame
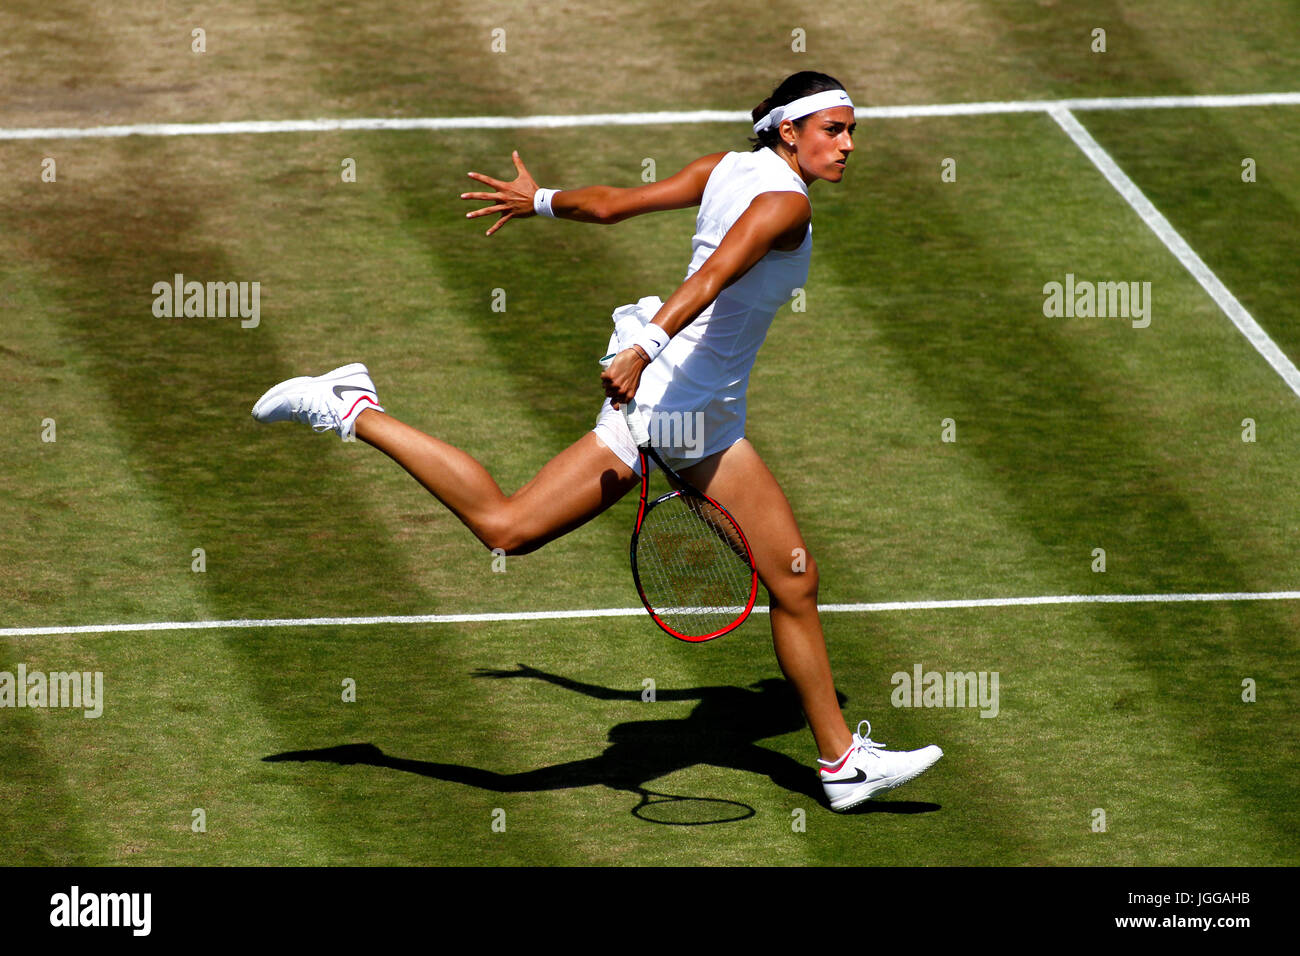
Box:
[630,444,760,643]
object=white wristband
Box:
[533,187,559,218]
[630,323,671,363]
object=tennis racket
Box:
[621,399,758,642]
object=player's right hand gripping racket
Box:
[621,399,758,642]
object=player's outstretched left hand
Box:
[460,150,539,236]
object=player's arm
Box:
[648,190,810,337]
[601,190,811,405]
[461,150,727,235]
[552,151,728,223]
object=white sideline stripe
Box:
[866,91,1300,117]
[0,111,743,141]
[2,92,1298,140]
[4,590,1300,637]
[1049,107,1300,400]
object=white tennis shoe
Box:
[251,363,383,441]
[819,720,943,811]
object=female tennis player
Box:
[253,72,941,810]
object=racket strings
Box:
[636,493,754,636]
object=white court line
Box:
[4,590,1300,637]
[1049,107,1300,400]
[1,92,1298,141]
[0,110,743,141]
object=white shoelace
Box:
[820,720,886,768]
[292,392,340,433]
[854,720,886,756]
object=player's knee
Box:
[479,513,542,556]
[768,553,819,610]
[481,532,536,557]
[481,533,533,557]
[478,517,520,556]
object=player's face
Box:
[787,107,856,183]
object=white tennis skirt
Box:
[593,296,748,475]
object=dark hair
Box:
[749,71,848,151]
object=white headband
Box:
[753,89,855,135]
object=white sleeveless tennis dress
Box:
[594,147,812,473]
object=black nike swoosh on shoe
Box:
[333,384,376,399]
[825,769,868,786]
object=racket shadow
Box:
[263,666,941,822]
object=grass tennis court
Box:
[1,0,1297,866]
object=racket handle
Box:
[622,398,651,448]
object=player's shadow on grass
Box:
[264,665,940,823]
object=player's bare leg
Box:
[682,439,854,761]
[354,408,639,554]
